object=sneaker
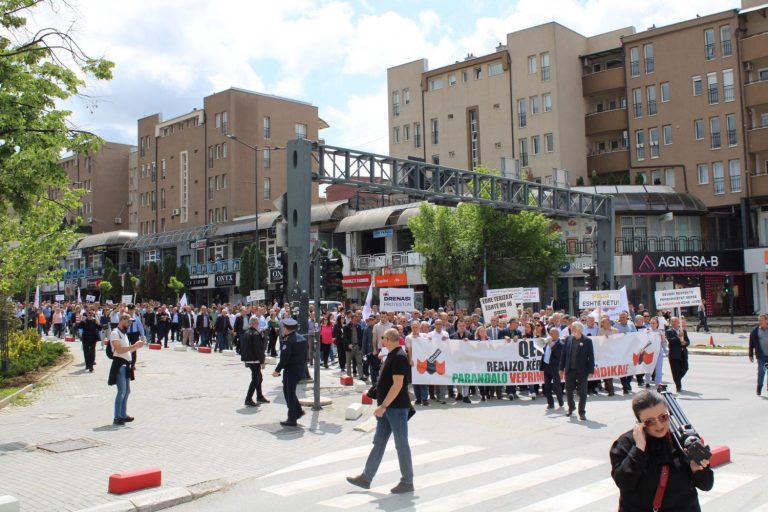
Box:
[462,396,471,404]
[113,418,125,426]
[346,475,371,489]
[390,482,414,494]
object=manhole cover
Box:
[35,413,72,420]
[0,442,29,453]
[37,438,100,453]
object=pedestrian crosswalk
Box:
[254,438,764,512]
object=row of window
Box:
[693,114,738,149]
[691,70,735,104]
[631,82,670,117]
[526,52,551,81]
[214,111,229,134]
[208,142,228,166]
[207,174,229,200]
[427,61,505,91]
[77,202,92,217]
[518,133,555,166]
[517,93,553,127]
[697,160,741,195]
[208,207,229,224]
[159,116,200,138]
[392,122,421,147]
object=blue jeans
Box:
[363,408,413,484]
[758,355,768,391]
[216,332,228,352]
[199,329,210,347]
[413,384,428,401]
[114,365,130,420]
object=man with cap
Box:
[272,317,307,427]
[241,315,269,406]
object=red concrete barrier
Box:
[108,467,161,494]
[709,445,730,467]
[148,343,162,350]
[361,392,373,405]
[65,336,75,342]
[340,375,353,386]
[197,346,212,354]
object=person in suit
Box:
[542,326,564,409]
[560,321,595,421]
[665,317,689,393]
[79,309,101,372]
[214,308,231,352]
[343,313,365,380]
[241,315,269,406]
[749,314,768,396]
[195,306,212,347]
[180,306,195,347]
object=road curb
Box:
[688,348,748,357]
[74,479,233,512]
[0,353,73,410]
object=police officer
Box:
[272,317,307,427]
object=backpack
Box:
[105,342,114,359]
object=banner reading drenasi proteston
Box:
[411,332,660,386]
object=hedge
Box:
[0,329,67,386]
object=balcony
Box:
[354,251,422,271]
[745,79,768,107]
[190,258,241,276]
[750,172,768,197]
[742,32,768,63]
[582,67,625,96]
[585,107,627,136]
[587,149,630,174]
[748,126,768,153]
[615,236,741,255]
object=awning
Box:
[123,224,217,250]
[311,200,348,223]
[215,211,282,237]
[573,185,708,214]
[395,207,422,227]
[75,231,137,250]
[335,202,421,233]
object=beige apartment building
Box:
[135,87,323,236]
[60,141,133,234]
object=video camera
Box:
[660,389,712,465]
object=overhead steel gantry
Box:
[284,139,615,336]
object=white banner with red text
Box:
[410,331,660,386]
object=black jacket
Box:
[275,331,307,375]
[195,314,212,331]
[666,327,689,360]
[240,327,265,363]
[541,339,564,371]
[180,312,194,329]
[332,323,344,345]
[214,314,230,335]
[610,430,713,512]
[559,335,595,377]
[749,325,767,359]
[79,319,101,343]
[343,322,364,349]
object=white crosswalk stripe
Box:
[320,454,540,509]
[513,477,616,512]
[698,472,760,505]
[263,444,486,497]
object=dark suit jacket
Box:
[541,339,564,371]
[195,314,211,331]
[665,327,688,360]
[343,322,364,349]
[749,326,767,359]
[180,312,194,329]
[559,335,595,377]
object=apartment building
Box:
[60,141,132,234]
[135,87,323,237]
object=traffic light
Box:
[724,274,732,297]
[583,267,597,290]
[321,257,344,300]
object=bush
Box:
[1,329,67,384]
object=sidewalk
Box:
[0,339,369,511]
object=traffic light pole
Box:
[313,240,322,411]
[730,288,735,335]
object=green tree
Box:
[140,262,159,301]
[175,264,190,289]
[408,203,461,305]
[103,257,122,302]
[160,255,177,302]
[239,245,254,297]
[167,276,184,303]
[98,281,112,303]
[255,247,267,290]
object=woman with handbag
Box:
[610,390,713,511]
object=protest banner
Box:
[480,293,519,320]
[379,288,415,312]
[578,290,628,319]
[487,287,540,303]
[121,294,133,305]
[411,332,660,386]
[654,287,702,309]
[85,294,96,303]
[54,294,65,302]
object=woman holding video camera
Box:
[610,390,713,512]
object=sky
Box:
[27,0,739,156]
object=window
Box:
[528,55,537,74]
[692,76,702,97]
[697,163,709,184]
[160,188,166,209]
[151,191,156,211]
[222,207,228,222]
[540,52,550,81]
[403,124,410,141]
[392,91,400,116]
[518,98,527,128]
[151,161,156,181]
[468,108,479,169]
[393,126,400,144]
[429,77,444,91]
[660,82,670,102]
[474,67,482,80]
[651,169,662,185]
[404,88,411,103]
[216,208,221,223]
[295,123,307,139]
[263,177,271,200]
[222,142,228,158]
[215,144,221,160]
[448,74,457,86]
[263,148,271,169]
[161,159,167,179]
[462,70,468,83]
[222,174,227,189]
[723,69,734,102]
[663,125,673,145]
[635,130,645,161]
[710,117,721,149]
[762,112,768,128]
[215,113,221,129]
[180,151,188,223]
[545,133,554,152]
[543,93,552,112]
[761,68,768,82]
[721,25,732,56]
[649,127,659,158]
[695,119,705,140]
[216,175,221,191]
[630,47,640,77]
[707,72,718,104]
[647,86,657,115]
[519,138,529,166]
[713,161,725,194]
[644,43,654,73]
[532,135,541,155]
[431,118,439,145]
[488,62,503,76]
[530,95,540,114]
[208,177,214,200]
[632,88,642,118]
[221,111,228,133]
[208,210,214,224]
[263,116,271,138]
[705,28,716,60]
[207,147,213,168]
[729,159,741,192]
[414,122,421,148]
[665,168,676,188]
[726,114,737,146]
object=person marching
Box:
[241,316,270,406]
[560,321,595,421]
[108,313,144,425]
[272,318,307,427]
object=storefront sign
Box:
[375,273,407,287]
[269,268,283,284]
[214,272,236,287]
[654,287,702,309]
[379,287,415,312]
[190,239,207,250]
[633,252,743,275]
[373,228,394,238]
[67,250,82,260]
[188,276,209,289]
[342,274,372,288]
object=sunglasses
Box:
[641,412,670,428]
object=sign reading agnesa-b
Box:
[633,252,743,275]
[379,287,414,312]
